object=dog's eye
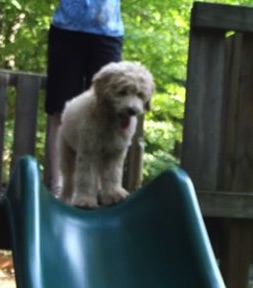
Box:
[137,92,144,99]
[118,89,128,97]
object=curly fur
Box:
[57,61,154,208]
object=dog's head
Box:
[92,61,154,123]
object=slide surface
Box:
[5,156,225,288]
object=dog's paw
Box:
[51,186,63,199]
[71,195,99,209]
[99,187,129,206]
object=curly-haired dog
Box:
[57,61,154,208]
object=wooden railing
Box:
[0,71,48,189]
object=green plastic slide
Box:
[4,156,225,288]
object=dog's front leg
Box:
[58,135,75,203]
[71,151,99,208]
[99,153,129,206]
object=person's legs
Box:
[45,26,86,193]
[48,113,62,196]
[45,26,86,114]
[84,34,123,89]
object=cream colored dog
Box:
[57,61,154,208]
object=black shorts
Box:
[45,25,123,115]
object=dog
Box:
[57,61,154,208]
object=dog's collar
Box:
[120,115,131,129]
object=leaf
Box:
[11,0,22,10]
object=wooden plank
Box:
[0,69,46,89]
[181,29,226,190]
[0,74,9,191]
[43,115,51,189]
[220,219,253,288]
[0,71,10,87]
[218,33,253,288]
[217,33,243,190]
[231,34,253,191]
[123,115,144,192]
[219,33,253,189]
[197,191,253,219]
[11,75,40,170]
[192,2,253,33]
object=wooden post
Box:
[218,32,253,288]
[181,28,226,190]
[220,219,253,288]
[43,116,51,188]
[11,75,40,171]
[182,3,253,287]
[0,73,9,190]
[123,115,144,192]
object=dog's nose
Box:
[127,107,139,116]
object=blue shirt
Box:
[52,0,124,37]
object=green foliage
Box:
[1,0,253,182]
[121,0,191,180]
[0,0,54,71]
[143,84,185,182]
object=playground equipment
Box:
[4,156,224,288]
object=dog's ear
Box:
[144,80,155,111]
[92,64,119,102]
[145,100,151,111]
[92,72,108,100]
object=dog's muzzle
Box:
[126,106,140,116]
[119,107,140,130]
[119,114,131,129]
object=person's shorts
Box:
[45,25,123,115]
